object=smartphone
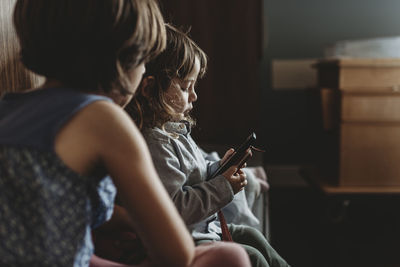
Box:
[210,132,257,178]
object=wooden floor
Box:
[268,186,400,267]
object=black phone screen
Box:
[210,132,256,178]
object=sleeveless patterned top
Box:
[0,88,117,266]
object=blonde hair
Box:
[126,24,207,129]
[13,0,166,95]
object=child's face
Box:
[166,57,200,119]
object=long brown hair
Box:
[126,24,207,130]
[13,0,166,95]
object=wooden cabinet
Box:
[316,58,400,186]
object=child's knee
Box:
[194,242,251,267]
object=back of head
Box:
[126,24,207,129]
[0,0,44,96]
[13,0,166,94]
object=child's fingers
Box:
[239,172,247,186]
[236,169,245,175]
[245,148,253,158]
[223,166,250,193]
[222,165,238,179]
[220,148,235,164]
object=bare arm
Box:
[55,101,194,267]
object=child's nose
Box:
[189,89,197,102]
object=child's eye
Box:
[179,85,189,91]
[180,81,192,91]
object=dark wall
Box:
[262,0,400,164]
[159,0,263,145]
[159,0,400,165]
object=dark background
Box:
[160,1,400,266]
[160,0,400,165]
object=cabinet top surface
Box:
[316,58,400,68]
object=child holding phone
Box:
[126,24,289,267]
[0,1,251,266]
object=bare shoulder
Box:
[79,100,147,154]
[55,99,146,175]
[78,100,133,128]
[75,100,142,141]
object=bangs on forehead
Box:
[175,33,207,80]
[177,49,196,79]
[196,48,207,78]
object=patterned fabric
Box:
[0,88,116,266]
[0,147,116,266]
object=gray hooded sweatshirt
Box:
[143,121,234,241]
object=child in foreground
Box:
[126,24,290,267]
[0,0,250,266]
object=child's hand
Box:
[223,166,247,194]
[220,148,235,164]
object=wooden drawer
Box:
[339,122,400,186]
[341,92,400,122]
[317,58,400,89]
[340,65,400,88]
[316,58,400,187]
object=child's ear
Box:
[140,76,155,98]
